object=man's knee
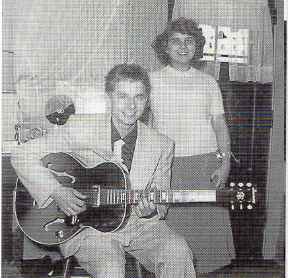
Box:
[163,235,193,260]
[77,260,125,278]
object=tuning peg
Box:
[230,182,235,187]
[246,183,252,187]
[238,182,244,188]
[240,203,243,210]
[247,204,253,210]
[231,202,235,210]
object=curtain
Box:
[11,0,168,121]
[172,0,273,83]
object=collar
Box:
[166,65,197,75]
[111,119,138,149]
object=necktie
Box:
[112,139,125,163]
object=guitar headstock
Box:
[228,182,257,210]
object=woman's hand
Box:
[210,162,230,189]
[50,186,87,216]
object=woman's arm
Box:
[211,113,231,188]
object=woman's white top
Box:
[150,66,225,157]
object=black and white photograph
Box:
[2,0,285,277]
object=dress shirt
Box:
[111,120,137,172]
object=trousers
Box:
[60,215,196,278]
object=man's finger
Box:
[135,206,142,217]
[61,207,71,216]
[148,201,156,211]
[73,190,87,199]
[73,197,86,207]
[215,180,221,188]
[69,203,84,214]
[142,198,149,208]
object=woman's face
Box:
[166,32,196,69]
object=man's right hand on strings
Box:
[50,186,87,216]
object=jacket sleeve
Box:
[150,136,175,219]
[11,124,74,208]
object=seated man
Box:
[11,63,195,278]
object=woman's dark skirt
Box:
[166,152,235,274]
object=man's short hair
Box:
[105,63,151,95]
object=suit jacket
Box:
[11,113,175,218]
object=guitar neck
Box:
[91,189,229,206]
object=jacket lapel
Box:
[129,121,160,190]
[89,113,113,160]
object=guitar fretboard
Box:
[89,189,217,206]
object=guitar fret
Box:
[158,190,161,203]
[145,190,149,201]
[113,190,116,204]
[121,191,124,204]
[168,191,173,203]
[162,191,167,203]
[128,191,132,204]
[127,191,130,204]
[130,191,133,204]
[150,191,154,202]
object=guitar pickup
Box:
[92,185,100,207]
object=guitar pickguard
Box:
[48,167,76,184]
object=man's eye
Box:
[117,94,126,99]
[170,39,181,44]
[136,95,146,101]
[185,39,195,44]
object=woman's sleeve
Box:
[209,78,225,116]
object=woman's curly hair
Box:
[152,18,206,66]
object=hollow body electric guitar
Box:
[14,152,257,246]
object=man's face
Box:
[166,32,196,66]
[110,80,148,130]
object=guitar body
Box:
[14,152,131,245]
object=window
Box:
[200,24,250,64]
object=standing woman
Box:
[150,18,235,274]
